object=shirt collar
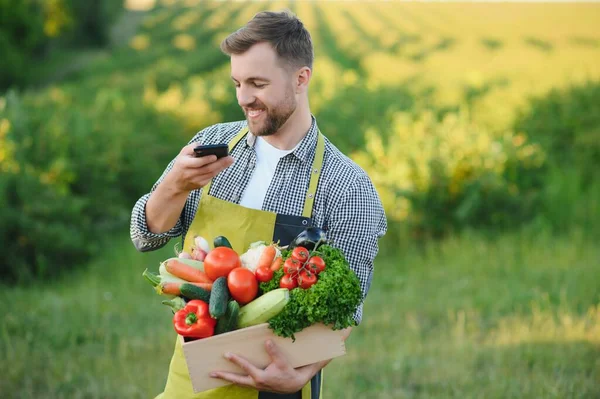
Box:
[244,115,320,164]
[291,115,319,163]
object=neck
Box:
[262,100,312,150]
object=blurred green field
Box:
[1,1,600,398]
[1,230,598,398]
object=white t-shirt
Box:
[239,137,295,210]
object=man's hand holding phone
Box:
[167,143,234,193]
[145,142,234,234]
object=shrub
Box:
[352,109,547,239]
[0,0,124,91]
[513,81,600,235]
[0,86,182,282]
[513,80,600,170]
[0,0,48,89]
[64,0,124,47]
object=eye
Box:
[254,83,267,88]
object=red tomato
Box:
[227,268,258,305]
[280,274,298,290]
[307,256,326,274]
[298,270,318,289]
[204,247,241,281]
[291,247,310,264]
[255,266,274,283]
[283,258,300,275]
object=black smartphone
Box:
[193,143,229,159]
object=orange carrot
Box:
[156,281,212,296]
[156,282,182,296]
[257,245,277,270]
[188,281,213,291]
[165,259,212,283]
[270,256,282,271]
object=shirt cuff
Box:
[352,303,364,325]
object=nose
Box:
[237,86,255,108]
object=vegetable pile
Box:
[142,228,362,341]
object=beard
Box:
[245,89,296,137]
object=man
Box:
[130,10,387,399]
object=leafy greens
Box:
[259,245,363,340]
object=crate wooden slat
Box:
[181,323,347,393]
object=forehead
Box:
[230,42,285,80]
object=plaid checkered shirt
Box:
[130,116,388,323]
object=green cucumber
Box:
[213,236,233,249]
[215,300,240,335]
[209,277,229,319]
[180,283,211,303]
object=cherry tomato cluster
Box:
[279,246,326,290]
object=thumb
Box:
[181,142,199,156]
[265,339,288,367]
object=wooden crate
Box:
[181,323,347,393]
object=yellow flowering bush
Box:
[353,109,546,238]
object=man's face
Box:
[230,42,297,137]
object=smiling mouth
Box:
[246,109,265,119]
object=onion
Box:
[194,235,211,253]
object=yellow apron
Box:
[156,127,326,399]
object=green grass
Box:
[0,237,176,398]
[1,231,598,398]
[329,231,600,398]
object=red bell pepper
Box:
[173,299,216,339]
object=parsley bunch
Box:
[259,245,363,340]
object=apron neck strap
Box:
[202,126,325,219]
[302,130,325,219]
[228,126,250,152]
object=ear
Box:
[295,67,312,94]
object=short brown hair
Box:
[220,10,313,70]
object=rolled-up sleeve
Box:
[130,124,234,252]
[325,173,388,325]
[130,192,183,252]
[129,149,186,252]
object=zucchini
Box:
[213,236,233,249]
[237,288,290,328]
[180,283,211,303]
[209,277,229,319]
[215,300,240,335]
